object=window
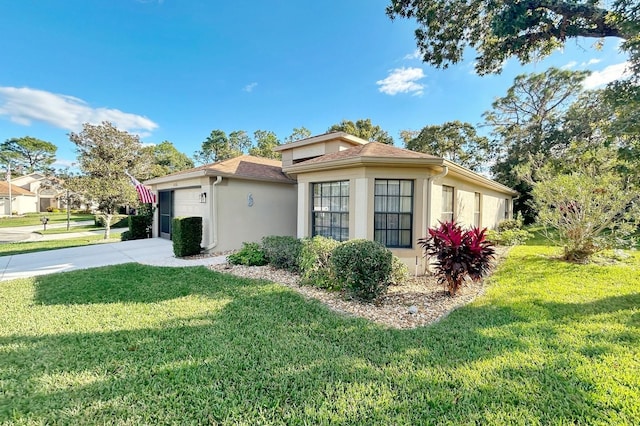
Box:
[474,192,481,227]
[441,185,454,222]
[312,181,349,241]
[374,179,413,248]
[504,198,511,220]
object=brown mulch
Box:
[208,247,509,330]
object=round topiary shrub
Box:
[299,236,342,289]
[331,239,393,301]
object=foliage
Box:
[128,215,151,240]
[418,222,495,296]
[327,118,394,144]
[0,136,57,174]
[227,242,268,266]
[284,127,312,144]
[484,68,588,222]
[486,229,533,246]
[531,169,639,262]
[386,1,638,76]
[194,129,250,165]
[388,256,409,286]
[172,216,202,257]
[1,248,640,423]
[298,236,342,289]
[261,235,302,272]
[331,239,393,301]
[95,214,128,228]
[68,121,152,239]
[497,217,524,232]
[144,140,194,178]
[405,121,492,171]
[249,130,281,159]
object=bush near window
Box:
[331,239,393,302]
[262,236,302,272]
[419,221,495,296]
[172,216,202,257]
[388,256,409,286]
[486,228,533,246]
[497,217,524,232]
[299,236,342,289]
[228,242,268,266]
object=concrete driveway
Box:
[0,238,226,281]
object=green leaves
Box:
[327,118,394,145]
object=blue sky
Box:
[0,0,631,170]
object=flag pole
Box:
[7,162,11,218]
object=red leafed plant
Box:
[418,221,496,296]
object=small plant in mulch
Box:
[418,221,496,296]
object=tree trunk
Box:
[103,213,112,240]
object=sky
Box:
[0,0,632,170]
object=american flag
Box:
[127,172,156,204]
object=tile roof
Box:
[294,142,441,166]
[155,155,295,184]
[0,181,36,196]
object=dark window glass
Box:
[374,179,413,248]
[311,181,349,242]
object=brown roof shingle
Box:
[0,181,36,196]
[295,142,441,166]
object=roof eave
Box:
[443,160,518,195]
[283,156,444,174]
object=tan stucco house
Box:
[146,132,516,273]
[0,181,37,215]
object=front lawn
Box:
[0,213,94,228]
[0,235,122,257]
[1,246,638,424]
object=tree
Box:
[284,127,311,144]
[145,141,194,178]
[484,68,588,222]
[531,166,639,262]
[194,129,251,165]
[249,130,281,159]
[328,119,394,144]
[386,0,639,76]
[0,136,57,174]
[68,121,152,239]
[405,121,492,171]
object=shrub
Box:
[120,230,132,241]
[128,216,150,239]
[486,229,533,246]
[331,239,393,301]
[228,242,268,266]
[388,256,409,286]
[172,216,202,257]
[299,236,342,289]
[497,217,523,232]
[418,222,495,296]
[262,236,302,272]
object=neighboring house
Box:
[0,181,37,215]
[145,155,298,252]
[146,132,517,273]
[10,173,62,212]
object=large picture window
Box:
[441,185,454,222]
[374,179,413,248]
[312,181,349,241]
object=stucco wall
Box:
[295,166,513,274]
[0,196,37,215]
[214,178,297,252]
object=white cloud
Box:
[243,82,258,92]
[376,67,426,96]
[561,60,578,69]
[0,86,158,136]
[583,61,632,89]
[403,49,421,60]
[584,58,601,66]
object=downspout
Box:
[422,165,448,274]
[204,176,222,251]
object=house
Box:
[0,181,37,215]
[9,173,62,212]
[145,132,517,273]
[144,155,298,252]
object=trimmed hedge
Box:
[228,242,267,266]
[299,236,341,289]
[172,216,202,257]
[331,239,393,301]
[128,215,151,240]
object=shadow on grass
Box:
[3,264,636,423]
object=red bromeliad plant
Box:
[418,221,496,296]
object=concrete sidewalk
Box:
[0,238,227,282]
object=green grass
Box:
[36,225,103,235]
[0,213,94,228]
[0,247,638,424]
[0,235,122,256]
